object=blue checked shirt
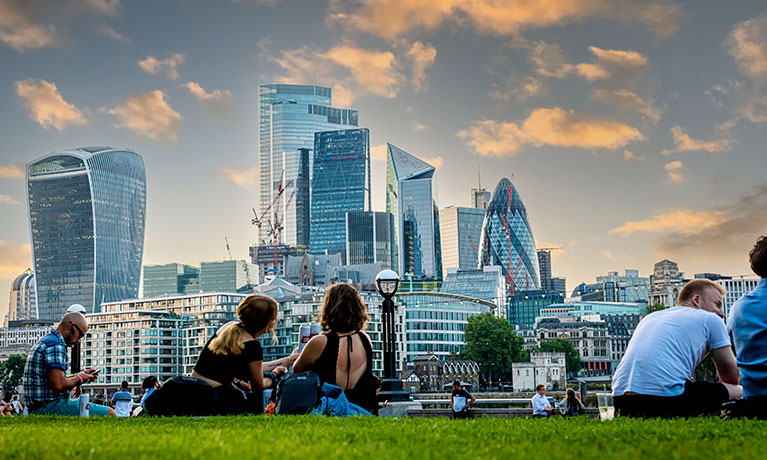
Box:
[23,328,69,405]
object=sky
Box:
[1,0,767,319]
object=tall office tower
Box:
[4,268,37,327]
[309,128,371,261]
[27,147,146,319]
[439,206,485,278]
[550,277,567,297]
[470,169,490,209]
[258,84,359,248]
[142,263,200,297]
[385,143,442,278]
[345,211,396,269]
[478,177,540,294]
[200,260,258,293]
[537,249,552,291]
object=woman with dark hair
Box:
[293,283,378,414]
[189,294,298,414]
[559,388,586,417]
[140,376,160,407]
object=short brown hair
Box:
[535,384,546,391]
[750,236,767,278]
[678,279,726,304]
[320,283,369,333]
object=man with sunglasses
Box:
[23,311,115,416]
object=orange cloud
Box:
[664,160,687,185]
[323,46,400,98]
[575,63,610,80]
[0,240,31,278]
[611,209,726,236]
[139,53,185,80]
[725,15,767,81]
[458,107,643,157]
[184,82,233,115]
[15,79,87,131]
[410,121,430,133]
[588,46,649,69]
[0,164,25,179]
[406,41,437,91]
[592,89,663,123]
[421,156,443,169]
[104,90,181,142]
[490,76,545,102]
[371,144,388,162]
[662,126,731,154]
[220,166,259,189]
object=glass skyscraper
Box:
[478,178,540,294]
[27,147,146,320]
[345,211,396,269]
[4,268,37,326]
[258,84,358,248]
[439,206,486,278]
[385,143,442,278]
[143,263,200,297]
[309,128,370,260]
[199,260,258,293]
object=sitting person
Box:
[559,388,585,417]
[140,376,160,407]
[451,380,475,419]
[22,312,115,416]
[111,381,134,417]
[532,384,554,417]
[612,279,742,418]
[189,294,296,415]
[292,283,378,415]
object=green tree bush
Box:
[459,313,527,382]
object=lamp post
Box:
[375,269,410,403]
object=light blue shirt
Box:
[531,393,551,415]
[612,306,730,397]
[728,278,767,397]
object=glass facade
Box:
[27,147,146,320]
[345,211,396,269]
[440,266,506,315]
[508,290,564,327]
[439,206,485,278]
[199,261,258,293]
[309,128,370,260]
[143,263,200,297]
[594,270,650,304]
[5,268,37,326]
[386,143,441,278]
[542,301,646,317]
[478,178,540,294]
[258,84,358,247]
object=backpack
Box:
[274,370,322,415]
[143,376,218,416]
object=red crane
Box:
[467,234,479,269]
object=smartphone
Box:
[88,369,103,375]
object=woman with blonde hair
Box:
[293,283,378,414]
[190,294,297,414]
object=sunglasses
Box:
[72,324,85,340]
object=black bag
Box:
[721,396,767,420]
[274,370,322,415]
[144,376,218,416]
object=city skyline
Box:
[1,1,767,318]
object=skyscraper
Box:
[258,84,359,248]
[200,260,258,293]
[537,249,552,291]
[27,147,146,319]
[478,178,540,294]
[345,211,396,269]
[4,268,37,326]
[142,263,200,297]
[439,206,485,278]
[385,143,442,278]
[309,128,370,260]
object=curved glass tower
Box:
[4,268,37,326]
[478,178,540,294]
[27,147,146,320]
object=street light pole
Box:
[375,270,411,403]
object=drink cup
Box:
[79,393,90,417]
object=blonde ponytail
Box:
[208,321,245,356]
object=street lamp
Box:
[375,269,410,403]
[67,303,87,373]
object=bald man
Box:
[23,312,115,416]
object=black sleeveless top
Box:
[311,332,378,414]
[193,334,263,385]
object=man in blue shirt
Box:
[728,236,767,401]
[112,381,134,417]
[23,312,115,416]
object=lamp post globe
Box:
[375,269,409,403]
[375,269,400,298]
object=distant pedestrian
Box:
[11,395,26,415]
[559,388,585,417]
[112,381,133,417]
[450,380,474,419]
[532,384,553,418]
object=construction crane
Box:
[224,237,233,261]
[467,234,479,269]
[251,170,293,243]
[262,186,297,277]
[537,246,564,252]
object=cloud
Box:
[662,125,731,154]
[422,156,443,169]
[529,41,572,78]
[104,90,181,142]
[592,89,663,123]
[664,160,687,185]
[574,63,610,80]
[371,144,388,162]
[184,82,233,115]
[611,209,726,236]
[725,15,767,82]
[623,150,644,162]
[97,25,130,43]
[0,164,25,179]
[410,121,430,133]
[15,79,87,131]
[138,53,185,80]
[588,46,649,69]
[0,241,31,278]
[220,166,259,189]
[405,41,436,92]
[601,250,614,260]
[0,194,18,205]
[329,0,680,39]
[458,107,643,157]
[323,46,400,98]
[489,76,544,102]
[525,41,648,84]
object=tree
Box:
[646,303,667,314]
[536,339,581,374]
[459,313,526,382]
[0,355,26,394]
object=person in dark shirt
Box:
[451,380,475,419]
[190,294,298,414]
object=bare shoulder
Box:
[307,334,328,348]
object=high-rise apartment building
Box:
[4,268,37,327]
[345,211,396,269]
[385,143,442,278]
[258,84,358,248]
[142,264,200,297]
[717,277,760,321]
[309,128,370,260]
[27,147,146,319]
[199,261,258,293]
[537,250,552,291]
[439,206,485,278]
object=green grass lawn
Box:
[1,416,765,460]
